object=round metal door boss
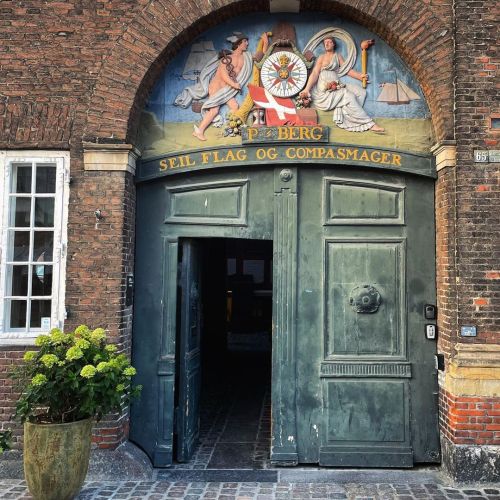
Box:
[261,51,308,97]
[349,284,382,313]
[279,169,293,182]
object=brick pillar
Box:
[81,143,139,449]
[433,143,500,482]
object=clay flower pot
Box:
[23,418,93,500]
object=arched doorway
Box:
[129,13,440,468]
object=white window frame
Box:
[0,151,70,345]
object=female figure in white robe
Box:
[300,37,384,132]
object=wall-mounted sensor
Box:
[426,324,437,340]
[424,304,437,320]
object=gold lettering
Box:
[370,151,381,163]
[211,151,222,163]
[236,149,247,161]
[285,147,296,159]
[248,128,258,141]
[224,150,236,162]
[267,147,278,160]
[311,127,322,140]
[392,154,402,166]
[278,127,289,140]
[346,149,359,161]
[380,153,390,164]
[179,155,196,167]
[359,150,370,162]
[168,157,180,169]
[289,128,299,140]
[159,159,167,171]
[336,148,345,160]
[316,148,326,158]
[325,148,336,159]
[306,147,316,158]
[256,148,266,160]
[201,152,210,164]
[299,127,311,140]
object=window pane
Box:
[9,197,31,227]
[31,265,53,296]
[11,164,32,194]
[7,230,30,261]
[8,265,29,296]
[30,300,51,328]
[33,231,54,262]
[7,300,27,328]
[36,164,56,194]
[34,198,54,227]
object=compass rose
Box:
[261,50,308,98]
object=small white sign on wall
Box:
[41,317,51,331]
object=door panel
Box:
[325,239,405,357]
[176,239,202,462]
[296,168,439,467]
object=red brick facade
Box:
[440,389,500,446]
[0,0,498,480]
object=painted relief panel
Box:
[325,239,405,358]
[138,13,433,163]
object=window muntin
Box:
[0,153,68,340]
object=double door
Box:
[131,165,440,467]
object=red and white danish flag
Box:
[247,84,303,126]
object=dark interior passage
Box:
[174,238,272,469]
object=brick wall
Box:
[0,0,498,463]
[454,0,499,346]
[440,389,500,446]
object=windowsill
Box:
[0,335,44,347]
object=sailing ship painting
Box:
[377,69,421,105]
[181,41,217,80]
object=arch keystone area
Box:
[83,0,454,146]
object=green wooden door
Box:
[176,239,202,462]
[132,164,439,468]
[293,167,440,467]
[131,168,274,467]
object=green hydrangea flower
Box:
[96,361,109,372]
[32,374,47,386]
[49,328,66,343]
[108,358,121,370]
[90,328,106,344]
[75,338,91,350]
[105,344,117,353]
[34,335,50,347]
[23,351,37,362]
[66,346,83,361]
[74,325,90,338]
[116,384,125,392]
[40,354,59,368]
[80,365,97,378]
[123,366,136,377]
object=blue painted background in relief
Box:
[138,12,433,158]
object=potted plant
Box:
[11,325,141,500]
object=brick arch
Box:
[83,0,454,145]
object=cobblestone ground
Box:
[1,480,499,499]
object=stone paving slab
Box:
[1,479,499,499]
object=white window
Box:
[0,151,69,344]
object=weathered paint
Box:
[130,165,440,468]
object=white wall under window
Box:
[0,151,69,345]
